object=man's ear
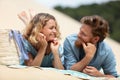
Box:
[92,36,100,44]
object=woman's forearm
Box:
[53,51,64,69]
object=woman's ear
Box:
[92,36,100,44]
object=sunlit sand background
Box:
[0,0,120,74]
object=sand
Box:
[0,0,120,75]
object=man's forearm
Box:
[70,56,92,71]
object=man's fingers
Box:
[82,42,86,49]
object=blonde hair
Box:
[23,13,60,49]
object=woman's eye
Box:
[50,26,55,29]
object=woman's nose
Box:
[53,28,57,33]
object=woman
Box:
[18,11,64,69]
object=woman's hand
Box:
[37,33,48,51]
[27,33,48,66]
[50,38,64,69]
[50,38,60,54]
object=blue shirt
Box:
[63,33,118,77]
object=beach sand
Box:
[0,0,120,76]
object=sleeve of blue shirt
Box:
[59,44,64,65]
[63,36,78,70]
[102,47,118,77]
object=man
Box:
[63,15,118,77]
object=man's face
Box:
[75,24,95,47]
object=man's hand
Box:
[82,43,96,58]
[82,66,104,77]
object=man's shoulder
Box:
[66,33,77,39]
[98,41,113,54]
[64,33,77,45]
[99,41,111,49]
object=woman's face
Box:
[41,19,57,42]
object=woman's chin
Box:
[47,39,54,43]
[49,37,56,41]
